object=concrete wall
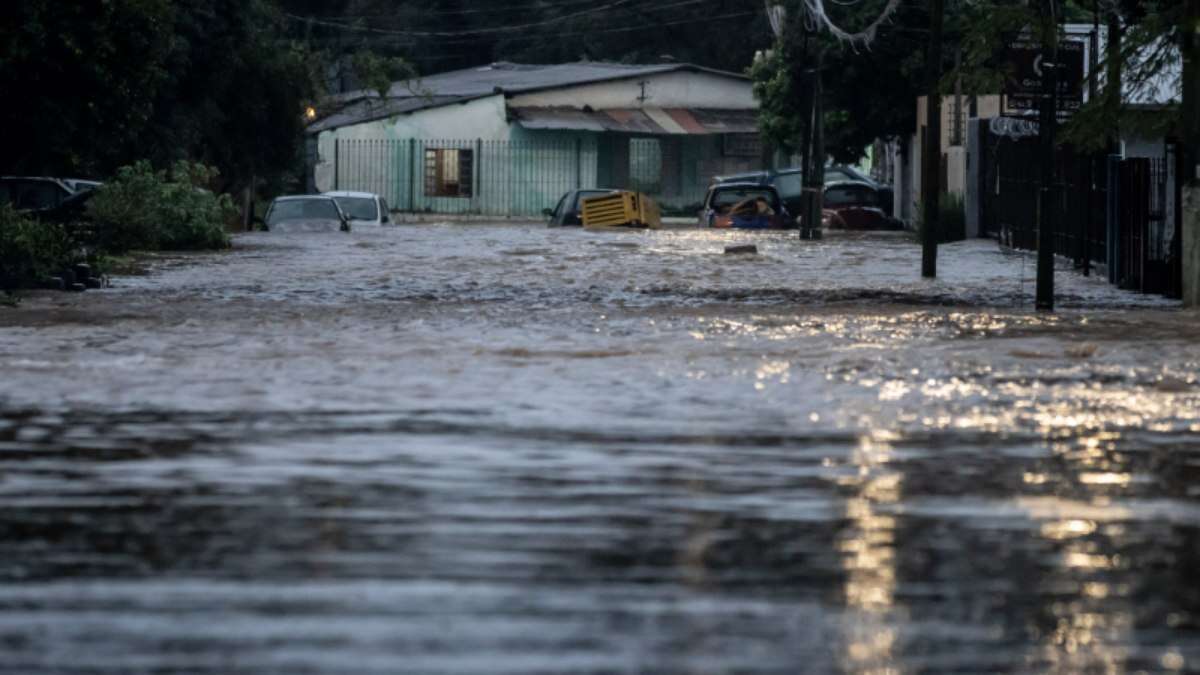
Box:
[508,71,754,110]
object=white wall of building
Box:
[314,95,511,193]
[508,71,753,109]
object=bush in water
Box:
[0,204,75,293]
[87,160,234,253]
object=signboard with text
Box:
[1002,36,1086,120]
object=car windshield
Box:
[332,197,378,221]
[266,198,340,225]
[825,167,873,184]
[773,173,803,199]
[825,185,876,207]
[709,188,778,211]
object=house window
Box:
[628,138,662,194]
[424,148,473,197]
[723,134,762,158]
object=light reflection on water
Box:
[0,225,1197,673]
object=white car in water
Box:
[323,190,392,226]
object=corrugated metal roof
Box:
[307,95,466,134]
[511,107,758,135]
[308,61,751,134]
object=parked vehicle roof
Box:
[323,190,379,199]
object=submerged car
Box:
[323,190,391,226]
[699,184,794,229]
[260,195,350,233]
[545,188,616,226]
[824,165,894,215]
[714,168,804,216]
[822,181,904,230]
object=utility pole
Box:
[804,45,825,240]
[921,0,943,277]
[1183,0,1200,308]
[1035,0,1060,311]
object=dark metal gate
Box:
[981,117,1180,299]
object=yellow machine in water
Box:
[580,191,662,230]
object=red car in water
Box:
[821,181,904,230]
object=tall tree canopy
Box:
[1,0,317,189]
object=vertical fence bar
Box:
[408,138,416,212]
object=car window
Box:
[14,181,65,210]
[332,197,378,221]
[380,199,390,223]
[773,173,803,198]
[266,199,340,225]
[709,188,779,210]
[824,186,875,207]
[550,193,569,219]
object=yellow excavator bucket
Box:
[580,191,662,230]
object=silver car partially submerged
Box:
[261,195,351,233]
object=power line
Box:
[284,0,722,38]
[296,8,760,50]
[301,0,604,18]
[284,0,644,37]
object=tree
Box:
[751,0,933,164]
[0,0,176,175]
[0,0,318,193]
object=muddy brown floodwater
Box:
[1,224,1199,674]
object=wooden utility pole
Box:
[1035,0,1060,311]
[921,0,943,277]
[1183,0,1200,308]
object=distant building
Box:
[306,61,762,215]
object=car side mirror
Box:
[542,208,554,217]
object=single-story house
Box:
[306,61,763,215]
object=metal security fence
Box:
[980,121,1181,299]
[331,137,719,217]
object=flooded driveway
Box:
[1,225,1198,673]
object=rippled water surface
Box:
[1,225,1198,673]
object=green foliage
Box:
[0,0,319,192]
[87,161,234,254]
[0,205,76,292]
[352,51,418,99]
[751,0,927,162]
[953,1,1185,153]
[938,192,966,243]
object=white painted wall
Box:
[508,71,754,110]
[314,94,511,193]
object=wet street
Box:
[1,224,1199,674]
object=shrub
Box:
[0,204,75,292]
[87,160,234,254]
[915,193,967,244]
[938,192,966,243]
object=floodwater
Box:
[1,224,1198,674]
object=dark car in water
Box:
[713,168,804,216]
[260,196,351,233]
[821,181,903,231]
[544,189,616,226]
[825,165,894,216]
[699,184,795,229]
